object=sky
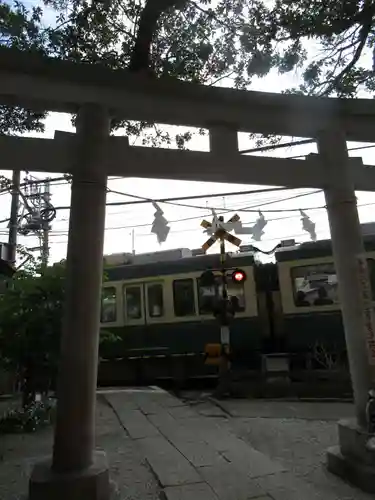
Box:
[1,1,375,265]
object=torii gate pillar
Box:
[319,128,375,493]
[29,104,111,500]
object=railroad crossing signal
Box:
[201,214,242,252]
[232,269,247,283]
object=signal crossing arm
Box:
[201,213,242,252]
[202,228,242,252]
[201,213,241,235]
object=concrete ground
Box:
[0,388,373,500]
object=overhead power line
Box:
[239,138,314,155]
[287,143,375,160]
[104,187,322,213]
[0,175,69,196]
[50,186,308,212]
[0,187,316,225]
[42,198,375,237]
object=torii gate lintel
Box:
[1,131,375,191]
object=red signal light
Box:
[232,269,246,282]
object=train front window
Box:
[173,279,196,317]
[147,283,164,318]
[124,286,142,319]
[101,287,117,323]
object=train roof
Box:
[276,234,375,262]
[105,251,255,281]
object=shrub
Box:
[0,397,56,434]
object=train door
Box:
[123,282,167,351]
[122,283,145,351]
[144,282,165,325]
[123,284,145,326]
[123,282,167,381]
[144,281,167,350]
[123,282,165,325]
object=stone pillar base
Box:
[29,450,113,500]
[327,419,375,494]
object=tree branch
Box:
[321,1,375,95]
[128,0,187,73]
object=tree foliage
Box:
[0,256,117,406]
[271,0,375,97]
[0,260,65,405]
[0,1,49,134]
[0,0,374,140]
[0,0,299,143]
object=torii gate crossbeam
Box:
[1,47,375,141]
[1,133,375,191]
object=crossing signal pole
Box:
[201,214,242,397]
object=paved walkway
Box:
[102,388,371,500]
[0,387,371,499]
[0,392,160,500]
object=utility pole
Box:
[17,175,55,269]
[8,170,21,264]
[41,179,51,267]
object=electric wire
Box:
[3,141,375,255]
[104,186,322,213]
[286,143,375,160]
[239,138,314,155]
[33,199,375,237]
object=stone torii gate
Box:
[2,47,375,497]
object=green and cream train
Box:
[97,236,375,385]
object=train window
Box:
[197,277,218,315]
[124,286,142,319]
[292,263,338,307]
[292,260,375,307]
[173,279,196,317]
[197,274,246,314]
[226,280,246,312]
[147,283,164,317]
[101,287,117,323]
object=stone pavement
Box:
[0,392,160,500]
[0,388,372,499]
[200,397,371,500]
[102,387,373,500]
